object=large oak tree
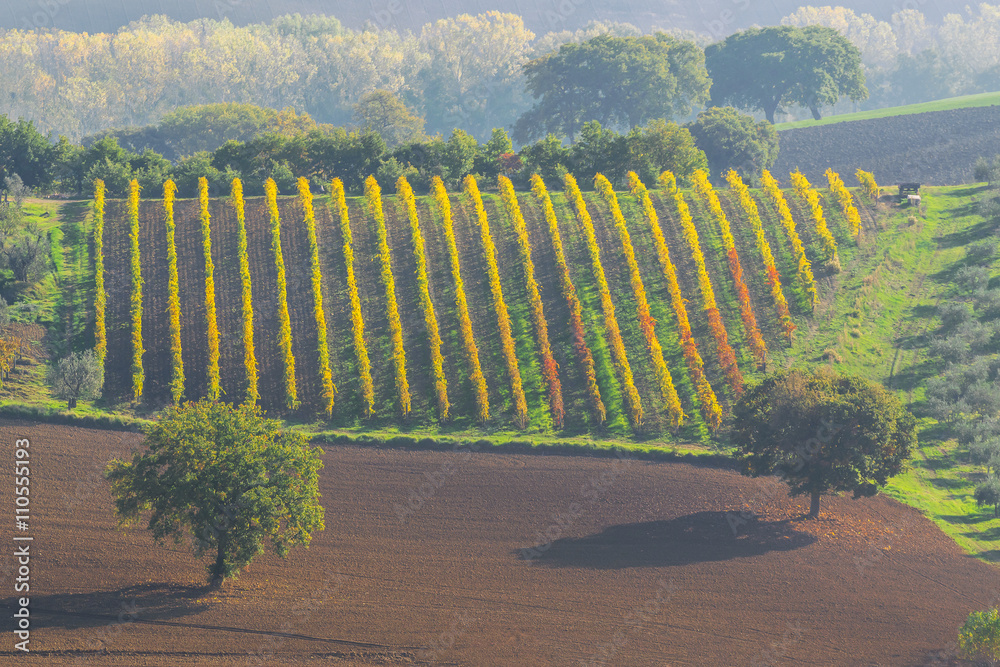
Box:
[514,33,710,142]
[731,369,915,518]
[705,25,867,123]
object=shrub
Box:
[967,238,998,265]
[959,608,1000,663]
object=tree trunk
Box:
[68,397,77,410]
[764,102,777,125]
[809,104,822,121]
[808,491,821,519]
[209,533,227,589]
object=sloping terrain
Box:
[1,419,997,665]
[775,105,1000,186]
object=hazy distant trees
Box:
[514,33,710,142]
[353,91,425,149]
[706,25,867,123]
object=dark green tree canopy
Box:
[731,369,916,518]
[706,25,867,123]
[105,400,325,588]
[514,33,711,143]
[688,107,778,180]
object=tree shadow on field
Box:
[4,582,209,632]
[517,511,816,569]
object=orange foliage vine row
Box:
[760,170,819,310]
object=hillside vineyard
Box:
[93,170,876,436]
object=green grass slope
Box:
[775,91,1000,130]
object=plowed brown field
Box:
[0,420,996,665]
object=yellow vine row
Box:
[266,178,298,409]
[627,171,721,430]
[163,180,184,404]
[530,174,606,424]
[826,168,862,241]
[128,179,144,400]
[398,176,449,421]
[564,173,643,428]
[432,176,490,423]
[366,175,411,418]
[199,177,222,401]
[594,173,684,427]
[498,175,565,428]
[725,170,796,342]
[856,169,881,202]
[331,178,375,418]
[790,170,840,270]
[693,170,768,367]
[662,171,743,398]
[464,175,528,429]
[231,178,258,404]
[298,178,336,416]
[92,179,106,368]
[760,170,819,309]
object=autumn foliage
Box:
[298,177,335,416]
[231,178,258,404]
[128,178,143,401]
[398,175,449,421]
[433,176,490,423]
[725,170,795,342]
[266,177,298,409]
[366,175,411,418]
[530,174,605,424]
[199,177,222,401]
[791,170,840,271]
[693,170,767,367]
[464,175,528,428]
[826,168,862,241]
[760,170,819,309]
[628,171,721,430]
[663,171,743,398]
[163,180,185,404]
[856,169,880,202]
[92,179,107,368]
[594,173,684,427]
[564,173,643,428]
[499,174,564,428]
[331,178,374,418]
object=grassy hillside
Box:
[775,90,1000,130]
[13,175,1000,562]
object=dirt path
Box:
[0,420,996,665]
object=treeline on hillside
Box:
[1,7,999,140]
[0,104,779,198]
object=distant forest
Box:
[2,5,1000,141]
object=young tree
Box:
[105,400,325,588]
[731,369,916,518]
[353,90,426,149]
[47,349,103,409]
[688,107,778,180]
[705,25,867,123]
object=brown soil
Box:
[0,419,996,665]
